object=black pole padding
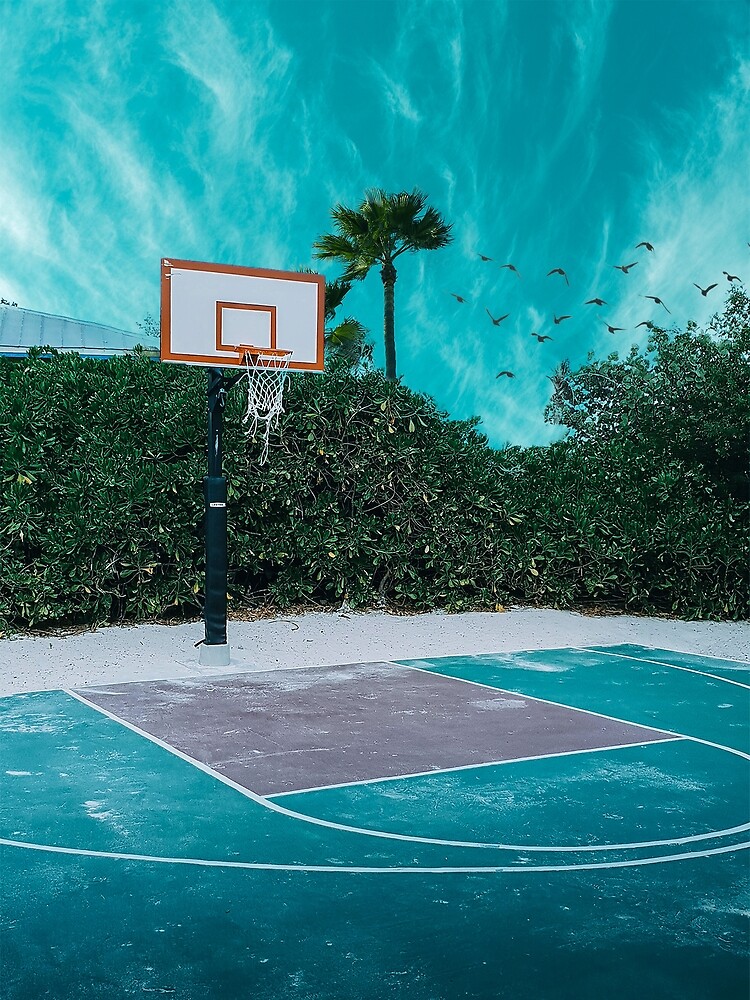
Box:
[206,367,224,479]
[203,474,227,646]
[203,367,228,649]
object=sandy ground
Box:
[0,607,748,697]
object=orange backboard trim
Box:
[215,301,277,355]
[160,258,325,370]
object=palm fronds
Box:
[312,187,453,379]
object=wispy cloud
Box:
[163,0,300,260]
[165,0,294,128]
[368,60,422,124]
[0,0,744,449]
[598,52,750,341]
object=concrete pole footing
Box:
[198,642,231,667]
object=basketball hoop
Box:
[160,259,324,663]
[233,345,293,464]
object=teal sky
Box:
[0,0,747,446]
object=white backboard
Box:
[160,259,325,370]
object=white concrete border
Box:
[1,608,748,696]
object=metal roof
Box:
[0,305,158,359]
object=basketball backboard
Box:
[160,259,325,370]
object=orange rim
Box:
[232,345,292,359]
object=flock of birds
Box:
[445,241,743,380]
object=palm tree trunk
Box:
[380,261,397,381]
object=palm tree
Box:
[319,274,370,369]
[321,275,352,323]
[325,316,369,368]
[295,271,368,368]
[312,188,453,380]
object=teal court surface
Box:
[1,643,748,999]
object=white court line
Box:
[622,647,750,666]
[401,643,750,667]
[393,661,680,736]
[571,647,750,690]
[62,688,750,854]
[1,835,747,874]
[268,738,683,798]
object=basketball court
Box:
[2,260,747,995]
[1,642,748,998]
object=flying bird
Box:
[643,295,671,313]
[449,292,468,303]
[547,267,569,285]
[694,282,718,296]
[585,298,607,306]
[603,321,625,334]
[635,321,654,329]
[553,314,571,324]
[498,263,521,278]
[636,241,654,252]
[613,262,638,273]
[531,333,553,342]
[485,309,510,326]
[723,271,741,282]
[496,370,515,378]
[476,252,494,262]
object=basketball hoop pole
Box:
[200,366,241,667]
[199,354,287,666]
[160,258,324,666]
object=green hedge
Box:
[0,344,747,634]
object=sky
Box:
[0,0,747,448]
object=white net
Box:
[237,348,292,464]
